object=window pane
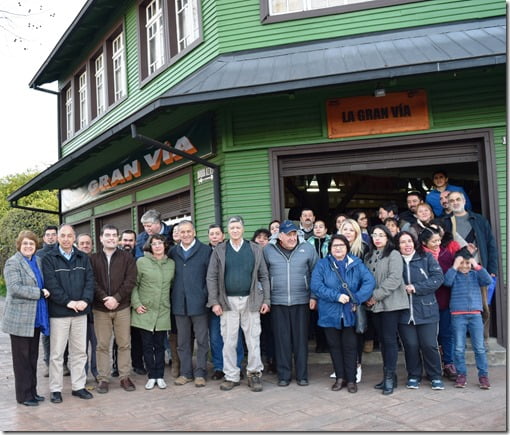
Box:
[146,0,165,74]
[112,32,126,101]
[78,71,88,129]
[176,0,200,52]
[95,54,105,115]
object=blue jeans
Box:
[452,313,488,377]
[438,308,454,365]
[208,312,244,371]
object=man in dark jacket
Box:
[169,220,211,388]
[135,209,173,258]
[90,224,137,394]
[42,224,95,403]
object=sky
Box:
[0,0,88,178]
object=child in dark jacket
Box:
[444,248,492,390]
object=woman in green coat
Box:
[131,234,174,390]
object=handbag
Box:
[331,263,367,334]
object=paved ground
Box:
[0,297,507,432]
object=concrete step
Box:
[307,337,506,366]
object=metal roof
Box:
[10,17,506,203]
[159,16,506,103]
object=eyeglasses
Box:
[151,241,164,246]
[331,244,346,248]
[371,233,387,238]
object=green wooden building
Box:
[9,0,507,342]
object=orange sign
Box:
[326,90,430,138]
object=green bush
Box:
[0,275,6,297]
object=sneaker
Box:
[156,378,167,389]
[220,380,240,391]
[406,378,420,389]
[329,372,336,379]
[431,379,445,390]
[145,379,156,390]
[247,373,263,392]
[173,376,193,386]
[443,363,458,381]
[194,377,206,388]
[356,365,362,383]
[479,376,491,390]
[455,374,467,388]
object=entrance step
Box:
[307,338,506,366]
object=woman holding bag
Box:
[2,230,50,406]
[364,225,408,395]
[310,234,375,393]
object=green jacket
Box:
[131,252,174,332]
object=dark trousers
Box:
[323,326,357,383]
[131,326,145,370]
[175,313,209,378]
[11,329,40,403]
[139,329,166,379]
[398,322,442,381]
[372,310,404,374]
[272,304,309,382]
[260,311,275,361]
[85,313,98,377]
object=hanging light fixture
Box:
[328,178,340,192]
[306,176,319,192]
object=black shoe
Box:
[50,392,63,403]
[297,379,309,386]
[278,379,290,387]
[211,370,224,380]
[34,394,45,402]
[72,389,93,400]
[133,367,147,375]
[22,399,39,406]
[111,369,119,377]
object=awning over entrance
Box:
[9,16,505,204]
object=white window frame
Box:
[146,0,165,74]
[78,71,88,129]
[112,32,127,101]
[95,54,106,115]
[270,0,372,15]
[65,87,73,140]
[175,0,200,52]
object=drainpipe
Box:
[130,124,222,225]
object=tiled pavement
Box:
[0,298,507,432]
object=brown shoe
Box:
[97,381,109,394]
[347,382,357,393]
[332,379,347,391]
[120,377,136,392]
[194,377,206,388]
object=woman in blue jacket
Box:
[396,231,445,390]
[310,234,375,393]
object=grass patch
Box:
[0,276,6,297]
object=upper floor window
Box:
[65,87,73,140]
[78,71,88,129]
[112,32,127,101]
[138,0,203,81]
[261,0,426,22]
[146,0,165,74]
[95,54,106,115]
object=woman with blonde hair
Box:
[2,230,50,406]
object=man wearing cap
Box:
[207,216,270,392]
[263,220,318,386]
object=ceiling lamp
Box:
[328,179,340,192]
[306,176,320,192]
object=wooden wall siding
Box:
[493,125,507,276]
[59,0,504,157]
[228,67,505,150]
[61,0,221,157]
[220,149,272,234]
[216,0,505,52]
[193,161,218,240]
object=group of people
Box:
[1,169,499,406]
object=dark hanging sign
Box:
[326,90,430,138]
[61,116,213,212]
